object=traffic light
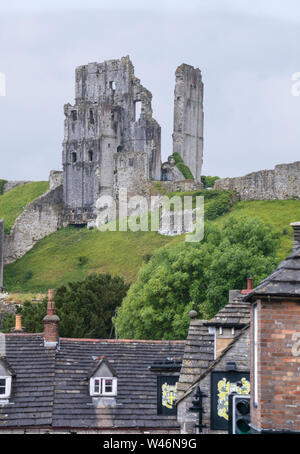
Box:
[228,394,251,434]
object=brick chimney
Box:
[290,222,300,251]
[43,289,60,347]
[241,277,253,295]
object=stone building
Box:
[63,56,204,224]
[176,281,252,434]
[245,222,300,433]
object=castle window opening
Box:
[129,158,134,167]
[89,110,94,124]
[134,101,142,121]
[117,145,123,153]
[71,110,77,121]
[109,81,116,91]
[88,150,93,162]
[71,152,77,163]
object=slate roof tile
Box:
[0,335,184,430]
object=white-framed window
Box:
[90,377,117,396]
[0,376,12,399]
[253,304,258,406]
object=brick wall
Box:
[251,299,300,432]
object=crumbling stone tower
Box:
[172,64,204,182]
[63,56,161,223]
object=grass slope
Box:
[3,192,300,292]
[213,199,300,260]
[4,227,181,292]
[0,181,49,234]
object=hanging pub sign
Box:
[157,376,179,415]
[211,371,250,430]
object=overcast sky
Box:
[0,0,299,180]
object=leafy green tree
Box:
[2,273,129,338]
[201,175,220,188]
[115,217,280,340]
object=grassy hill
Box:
[0,181,49,234]
[2,184,300,293]
[4,228,181,292]
[214,199,300,261]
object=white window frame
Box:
[89,377,117,397]
[253,304,258,406]
[0,376,12,399]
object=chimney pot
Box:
[15,314,22,331]
[241,277,253,294]
[247,277,253,291]
[10,313,25,333]
[290,222,300,252]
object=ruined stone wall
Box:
[177,328,250,434]
[4,185,64,265]
[63,56,162,224]
[49,171,63,190]
[114,151,149,198]
[173,64,204,182]
[2,181,31,194]
[214,161,300,200]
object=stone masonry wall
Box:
[214,161,300,200]
[177,328,250,434]
[4,185,64,265]
[2,181,31,194]
[173,64,204,183]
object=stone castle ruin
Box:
[63,56,203,225]
[0,56,204,269]
[2,55,299,279]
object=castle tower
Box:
[172,64,204,182]
[63,56,161,224]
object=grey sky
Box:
[0,1,299,180]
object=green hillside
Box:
[4,228,182,292]
[3,188,300,292]
[214,199,300,261]
[0,181,49,234]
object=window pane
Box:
[0,379,6,395]
[104,379,113,393]
[94,379,100,394]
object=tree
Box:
[2,273,129,338]
[201,175,220,188]
[115,217,280,340]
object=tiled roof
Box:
[245,248,300,301]
[177,290,251,401]
[205,291,250,327]
[177,325,250,403]
[0,334,55,428]
[177,320,214,399]
[0,334,184,430]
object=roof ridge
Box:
[60,337,185,343]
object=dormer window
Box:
[0,357,15,402]
[90,377,117,396]
[0,376,12,399]
[88,357,118,399]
